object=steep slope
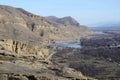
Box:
[0,5,42,45]
[0,5,93,44]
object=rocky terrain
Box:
[0,39,94,80]
[52,32,120,79]
[0,5,94,80]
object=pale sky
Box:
[0,0,120,25]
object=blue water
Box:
[53,31,106,48]
[95,31,106,34]
[54,40,81,48]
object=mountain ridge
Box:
[0,5,93,44]
[46,16,80,26]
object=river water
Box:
[52,32,107,48]
[53,40,81,48]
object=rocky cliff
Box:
[0,39,49,60]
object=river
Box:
[51,31,107,48]
[53,40,81,48]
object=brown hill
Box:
[46,16,80,26]
[0,5,94,57]
[0,5,93,45]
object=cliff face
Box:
[0,39,49,59]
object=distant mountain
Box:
[45,16,58,22]
[89,22,120,31]
[46,16,80,26]
[90,21,120,27]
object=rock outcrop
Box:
[0,39,49,60]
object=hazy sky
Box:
[0,0,120,25]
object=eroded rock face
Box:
[0,39,49,59]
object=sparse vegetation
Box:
[52,33,120,79]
